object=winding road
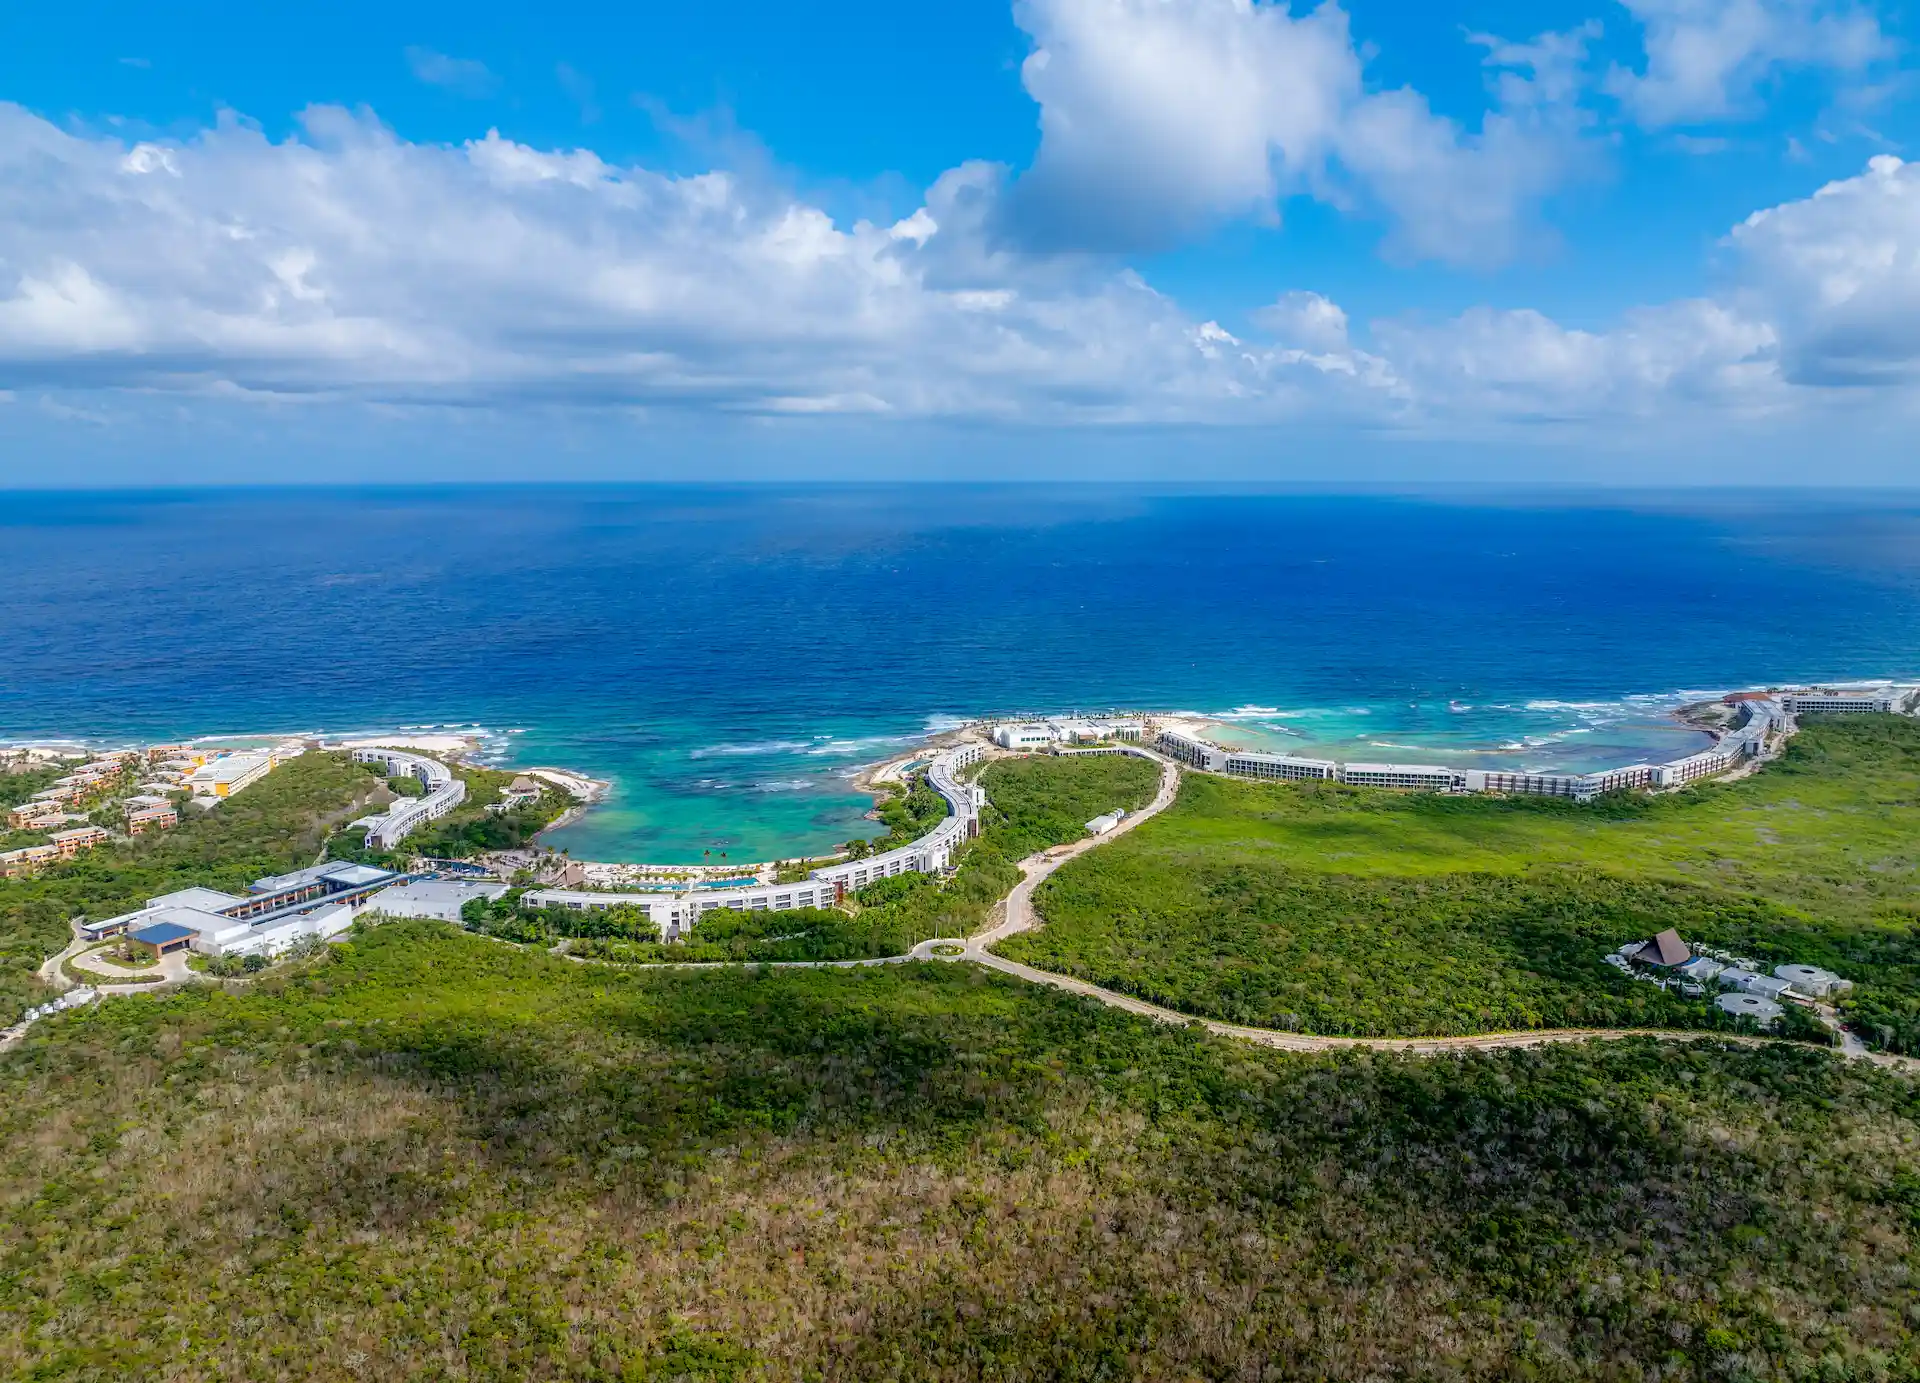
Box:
[900,753,1919,1070]
[10,747,1914,1071]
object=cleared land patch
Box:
[1001,718,1920,1049]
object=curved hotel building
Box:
[1151,685,1914,803]
[526,740,989,938]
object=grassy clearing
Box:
[3,921,1916,1380]
[1001,719,1920,1048]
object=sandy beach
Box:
[334,733,483,756]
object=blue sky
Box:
[3,0,1920,483]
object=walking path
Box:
[897,754,1920,1070]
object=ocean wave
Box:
[689,739,814,759]
[1197,705,1366,721]
[803,732,921,757]
[751,779,816,793]
[922,714,970,735]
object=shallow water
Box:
[4,485,1916,861]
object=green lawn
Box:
[1000,718,1920,1048]
[3,920,1916,1381]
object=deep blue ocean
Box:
[4,486,1918,862]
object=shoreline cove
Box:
[9,677,1914,869]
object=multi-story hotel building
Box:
[350,748,467,848]
[1650,748,1736,788]
[1781,688,1916,715]
[1338,763,1466,792]
[186,752,276,798]
[48,825,109,858]
[0,844,59,876]
[1221,751,1338,781]
[1585,763,1656,793]
[1155,729,1226,771]
[126,803,179,835]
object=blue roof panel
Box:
[131,920,197,945]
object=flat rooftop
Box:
[148,886,243,912]
[378,879,508,905]
[251,860,400,894]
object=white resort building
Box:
[1781,687,1918,715]
[83,860,404,958]
[993,718,1145,749]
[184,751,277,798]
[992,723,1056,750]
[1155,729,1226,771]
[1338,763,1466,792]
[1151,687,1839,804]
[524,739,990,939]
[1221,751,1338,782]
[348,747,468,849]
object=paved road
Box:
[70,946,194,987]
[35,920,91,990]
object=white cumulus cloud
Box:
[1252,290,1349,352]
[1607,0,1888,127]
[0,103,1310,421]
[2,99,1920,444]
[1730,154,1920,385]
[1005,0,1590,265]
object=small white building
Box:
[992,723,1058,750]
[1085,810,1125,836]
[1675,956,1725,985]
[1717,992,1783,1025]
[1774,963,1850,999]
[1722,970,1795,1002]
